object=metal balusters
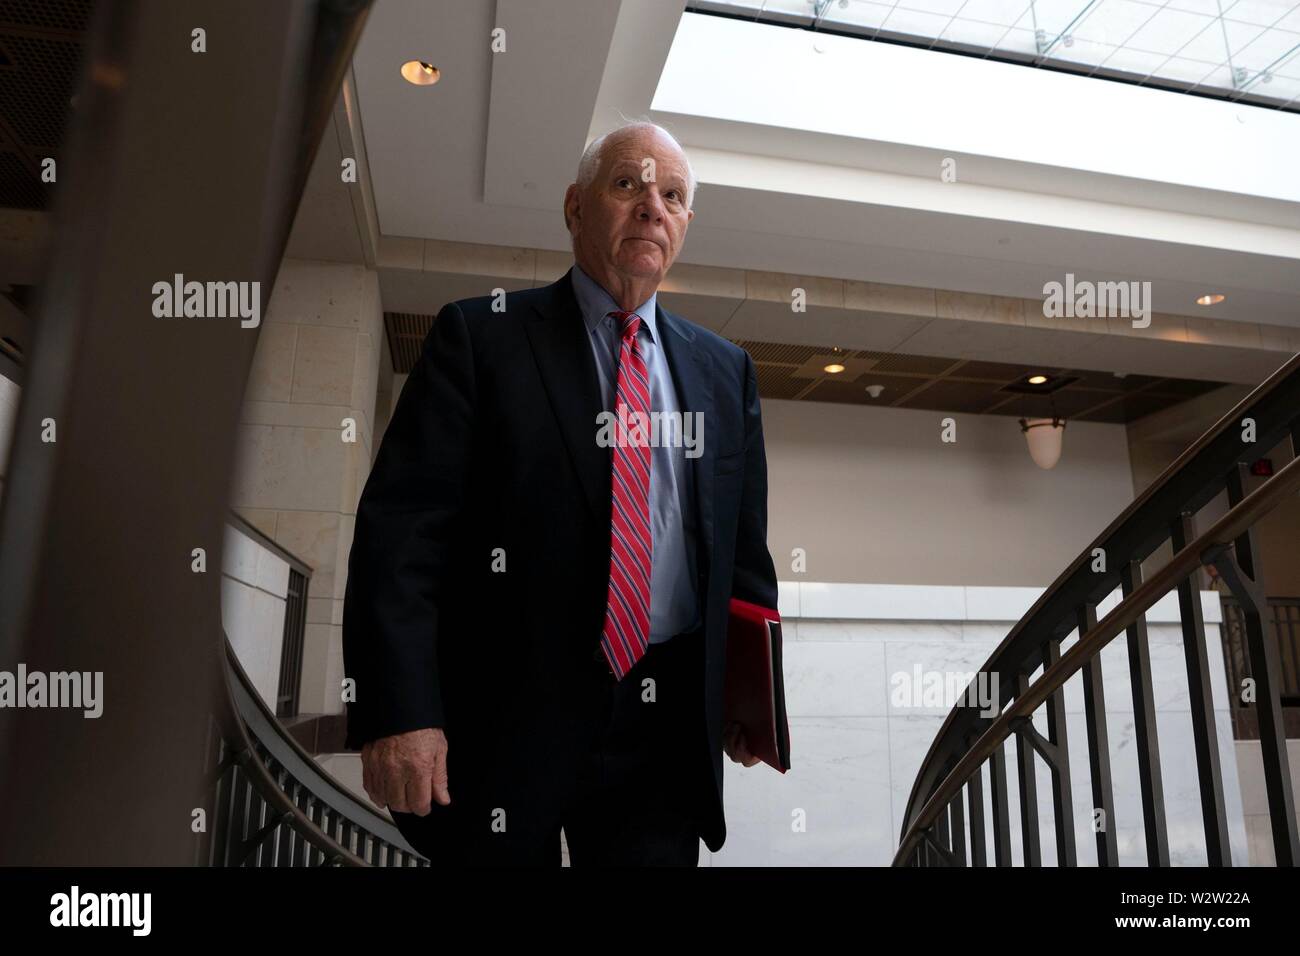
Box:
[1041,638,1077,866]
[935,793,950,857]
[273,766,292,866]
[990,743,1012,866]
[1121,559,1170,865]
[922,825,957,866]
[1216,465,1299,865]
[1171,512,1232,865]
[950,789,967,866]
[292,786,310,866]
[1077,603,1118,866]
[968,765,987,866]
[1272,600,1300,705]
[210,743,235,867]
[1013,671,1042,866]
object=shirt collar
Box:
[570,262,658,344]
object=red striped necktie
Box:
[599,309,653,680]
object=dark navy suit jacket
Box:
[341,268,780,853]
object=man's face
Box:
[565,129,694,288]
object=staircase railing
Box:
[207,641,429,867]
[894,352,1300,867]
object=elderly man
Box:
[342,121,780,866]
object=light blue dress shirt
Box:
[570,263,701,642]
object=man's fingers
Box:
[362,729,447,814]
[723,722,740,750]
[735,732,761,768]
[431,746,451,806]
[383,764,409,814]
[406,771,433,817]
[361,748,375,802]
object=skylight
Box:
[691,0,1300,110]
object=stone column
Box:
[230,257,386,715]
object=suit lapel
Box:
[522,272,610,525]
[656,303,716,590]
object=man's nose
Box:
[636,195,664,221]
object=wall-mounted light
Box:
[1196,293,1225,306]
[401,60,441,86]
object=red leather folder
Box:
[723,597,791,772]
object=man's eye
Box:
[665,190,681,202]
[616,177,634,188]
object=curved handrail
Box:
[894,448,1300,864]
[895,350,1300,864]
[212,640,429,866]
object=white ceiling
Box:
[347,0,1300,327]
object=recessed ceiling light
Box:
[823,363,846,374]
[1196,293,1225,306]
[1027,374,1049,385]
[401,60,441,86]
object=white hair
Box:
[576,121,697,210]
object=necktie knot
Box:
[610,310,641,341]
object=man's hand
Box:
[723,720,761,768]
[360,727,450,816]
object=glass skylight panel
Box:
[1222,19,1270,54]
[690,0,1300,107]
[1226,0,1297,26]
[880,7,959,35]
[1047,35,1118,66]
[1236,28,1300,72]
[901,0,972,15]
[1121,8,1217,56]
[953,0,1033,26]
[821,1,895,29]
[1262,66,1300,98]
[937,18,1026,51]
[1102,43,1182,73]
[1156,55,1220,81]
[1023,0,1095,35]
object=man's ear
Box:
[563,184,579,234]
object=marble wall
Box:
[229,258,384,714]
[710,581,1255,867]
[1234,739,1300,866]
[221,522,291,709]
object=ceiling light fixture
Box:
[823,363,846,374]
[865,384,884,398]
[1196,293,1225,306]
[1027,374,1049,385]
[401,60,441,86]
[1020,417,1066,470]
